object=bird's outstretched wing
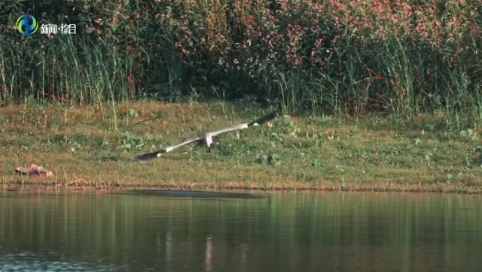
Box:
[209,111,278,137]
[133,136,201,163]
[209,123,250,137]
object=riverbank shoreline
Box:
[3,182,482,195]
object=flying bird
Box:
[133,111,277,163]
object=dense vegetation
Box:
[1,0,481,118]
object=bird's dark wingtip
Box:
[250,111,278,126]
[264,111,278,121]
[132,151,163,163]
[132,156,153,163]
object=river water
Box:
[0,190,481,271]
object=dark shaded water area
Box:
[0,190,481,271]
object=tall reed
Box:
[0,0,481,120]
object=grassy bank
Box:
[1,101,482,193]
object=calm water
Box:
[0,190,481,272]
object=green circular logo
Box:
[16,14,39,36]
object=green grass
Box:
[1,101,482,194]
